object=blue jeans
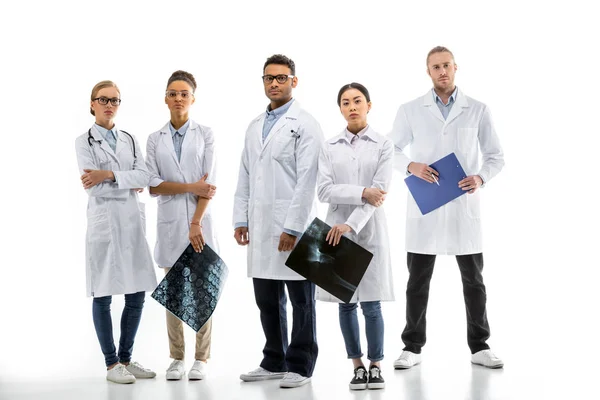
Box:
[92,291,145,367]
[253,278,318,377]
[339,301,384,362]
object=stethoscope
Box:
[87,128,137,160]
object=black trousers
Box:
[253,278,318,377]
[401,252,491,354]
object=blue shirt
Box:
[168,120,190,162]
[95,124,117,152]
[262,98,295,142]
[433,87,458,120]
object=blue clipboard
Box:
[404,152,467,215]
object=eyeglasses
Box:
[166,90,194,99]
[93,97,121,106]
[262,75,295,84]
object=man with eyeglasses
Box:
[233,54,323,388]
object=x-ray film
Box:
[151,244,228,332]
[285,218,373,303]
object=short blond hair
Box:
[90,80,120,116]
[426,46,455,66]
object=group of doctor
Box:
[76,46,505,390]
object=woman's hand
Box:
[326,224,353,246]
[189,223,205,252]
[362,187,387,207]
[81,169,114,189]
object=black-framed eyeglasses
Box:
[262,74,295,84]
[93,97,121,106]
[166,90,194,99]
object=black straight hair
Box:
[337,82,370,106]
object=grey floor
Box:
[0,350,589,400]
[2,254,597,399]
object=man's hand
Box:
[278,232,297,252]
[458,175,483,194]
[326,224,352,246]
[81,169,113,189]
[234,227,249,246]
[408,162,439,184]
[362,188,387,207]
[190,173,216,199]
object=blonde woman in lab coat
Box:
[75,80,157,384]
[317,82,394,390]
[145,70,218,381]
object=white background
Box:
[0,0,598,398]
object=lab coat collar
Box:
[445,88,469,125]
[261,100,302,150]
[328,125,379,144]
[115,126,131,156]
[422,87,469,125]
[90,124,117,159]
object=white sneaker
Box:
[279,372,311,388]
[125,361,156,379]
[166,359,185,380]
[240,366,287,382]
[393,350,421,369]
[189,360,207,380]
[471,349,504,369]
[106,363,136,384]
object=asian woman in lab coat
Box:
[316,83,394,390]
[75,80,157,384]
[145,70,218,381]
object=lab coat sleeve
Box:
[477,106,505,183]
[75,136,128,199]
[145,133,164,197]
[233,129,251,227]
[202,127,217,186]
[345,139,394,234]
[283,117,324,233]
[317,144,365,205]
[112,135,151,189]
[388,105,413,174]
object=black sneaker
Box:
[368,365,385,389]
[349,366,368,390]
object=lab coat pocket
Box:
[87,212,110,243]
[272,199,292,235]
[466,192,481,219]
[157,195,174,205]
[457,128,478,155]
[272,133,296,163]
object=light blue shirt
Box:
[95,124,117,152]
[235,99,301,237]
[168,120,190,162]
[262,98,295,142]
[433,87,458,120]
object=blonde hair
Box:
[90,80,120,116]
[426,46,455,67]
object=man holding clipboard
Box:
[388,46,505,369]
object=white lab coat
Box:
[145,120,219,268]
[316,127,395,303]
[233,101,324,280]
[388,89,505,255]
[75,125,157,297]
